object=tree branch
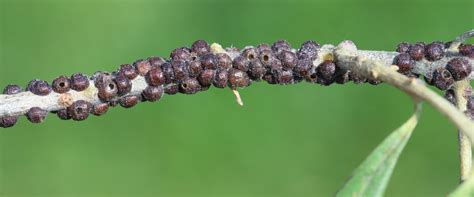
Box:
[453,80,473,183]
[0,32,473,136]
[333,41,474,144]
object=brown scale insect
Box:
[148,56,167,68]
[67,100,92,121]
[248,59,266,80]
[409,42,425,61]
[119,95,139,108]
[233,56,249,72]
[446,58,472,81]
[393,53,414,74]
[94,72,118,102]
[145,67,166,86]
[160,62,175,84]
[118,64,138,80]
[114,73,132,96]
[272,68,294,85]
[92,103,109,116]
[216,53,232,70]
[259,49,274,67]
[26,107,47,123]
[432,67,454,90]
[179,78,201,94]
[198,69,216,87]
[213,69,228,88]
[242,47,258,61]
[170,47,191,61]
[142,86,164,101]
[200,53,217,69]
[425,42,445,61]
[191,40,210,56]
[228,68,250,88]
[188,60,203,77]
[134,59,152,76]
[56,109,70,120]
[172,60,190,82]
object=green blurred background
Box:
[0,0,473,196]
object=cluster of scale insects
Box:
[0,40,473,128]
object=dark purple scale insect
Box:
[278,50,298,70]
[52,76,71,93]
[248,59,266,80]
[160,62,175,84]
[272,68,294,85]
[459,44,474,58]
[316,60,337,86]
[213,69,229,88]
[444,89,457,105]
[164,83,179,95]
[446,58,472,81]
[172,60,190,82]
[56,109,70,120]
[200,53,217,70]
[216,53,232,70]
[70,73,89,91]
[233,56,249,72]
[393,53,414,74]
[191,40,210,56]
[26,107,47,123]
[432,67,454,90]
[27,79,51,96]
[3,84,22,95]
[396,42,411,53]
[335,71,351,84]
[0,84,22,128]
[271,40,291,54]
[297,40,320,60]
[425,42,445,61]
[170,47,192,61]
[409,43,425,61]
[188,60,203,77]
[259,49,274,67]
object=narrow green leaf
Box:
[450,173,474,197]
[336,103,422,197]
